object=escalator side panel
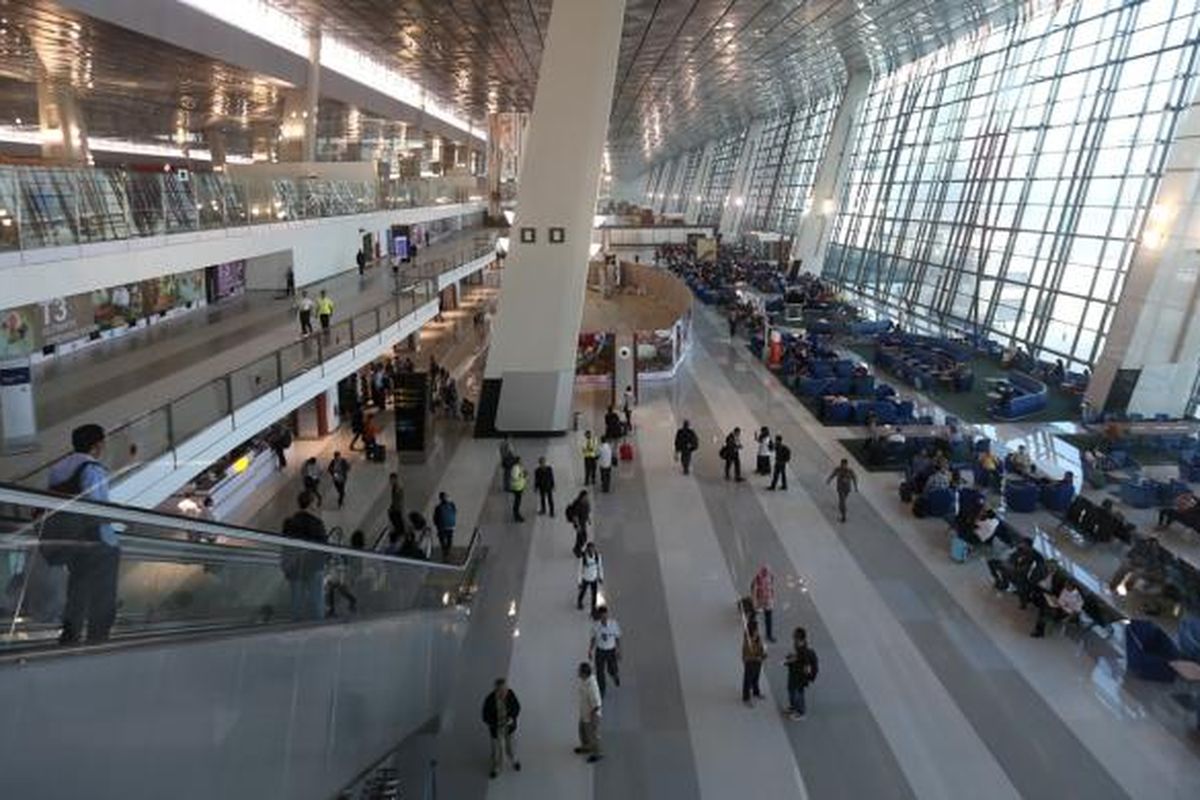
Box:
[0,609,466,800]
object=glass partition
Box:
[0,484,481,652]
[0,165,485,252]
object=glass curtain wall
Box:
[768,92,841,234]
[822,0,1200,370]
[697,129,747,226]
[741,114,794,233]
[668,148,704,215]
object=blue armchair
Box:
[1005,481,1040,513]
[1126,620,1180,682]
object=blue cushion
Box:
[1126,620,1180,682]
[1040,481,1075,513]
[1005,481,1039,513]
[1119,480,1158,509]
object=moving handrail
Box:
[0,482,483,654]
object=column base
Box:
[472,372,574,438]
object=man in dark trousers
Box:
[768,435,791,490]
[826,458,859,522]
[534,456,556,517]
[722,427,744,482]
[356,248,366,276]
[433,491,458,562]
[674,420,699,475]
[481,678,522,778]
[327,451,351,508]
[281,491,328,621]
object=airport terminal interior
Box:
[3,0,1200,797]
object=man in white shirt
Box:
[589,605,622,696]
[297,290,315,337]
[597,438,615,493]
[886,426,907,445]
[574,662,603,763]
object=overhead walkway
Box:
[0,480,483,799]
[1,229,499,503]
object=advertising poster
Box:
[141,270,204,315]
[576,332,614,377]
[207,259,247,302]
[37,294,97,346]
[92,283,142,330]
[0,307,35,358]
[636,329,675,374]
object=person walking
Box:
[285,267,296,297]
[280,491,328,621]
[768,435,791,491]
[356,248,367,276]
[581,431,599,486]
[755,427,773,476]
[577,541,604,613]
[674,419,699,475]
[575,662,604,763]
[327,451,350,509]
[784,627,819,719]
[481,678,522,778]
[43,424,120,645]
[302,457,323,507]
[826,458,859,523]
[722,427,744,482]
[597,438,614,493]
[742,618,767,706]
[388,472,406,536]
[509,456,528,522]
[534,457,556,517]
[297,290,315,337]
[622,385,635,431]
[566,491,591,557]
[349,405,366,450]
[751,565,776,642]
[589,605,622,696]
[499,437,516,492]
[317,289,335,333]
[433,492,457,561]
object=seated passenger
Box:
[887,426,907,445]
[925,466,951,492]
[987,538,1047,608]
[1109,535,1170,595]
[1031,571,1083,638]
[1008,445,1035,477]
[1158,491,1199,530]
[977,449,1001,486]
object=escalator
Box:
[0,482,482,799]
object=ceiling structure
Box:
[0,0,286,157]
[0,0,1031,172]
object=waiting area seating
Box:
[873,333,975,393]
[987,371,1048,420]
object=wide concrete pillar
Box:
[279,29,320,162]
[476,0,626,436]
[789,73,870,274]
[1088,98,1200,417]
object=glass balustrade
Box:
[0,165,487,254]
[0,484,481,651]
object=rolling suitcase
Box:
[367,442,386,463]
[619,441,634,462]
[949,535,971,564]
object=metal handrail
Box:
[13,240,497,485]
[0,481,483,571]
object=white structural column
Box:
[477,0,627,434]
[789,73,870,274]
[1088,96,1200,416]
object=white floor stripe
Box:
[637,395,810,800]
[687,332,1022,800]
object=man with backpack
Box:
[566,491,591,557]
[44,424,119,645]
[784,626,819,719]
[768,435,791,491]
[327,451,351,509]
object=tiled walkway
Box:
[423,302,1200,800]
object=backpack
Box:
[39,461,101,565]
[565,501,578,525]
[776,444,792,464]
